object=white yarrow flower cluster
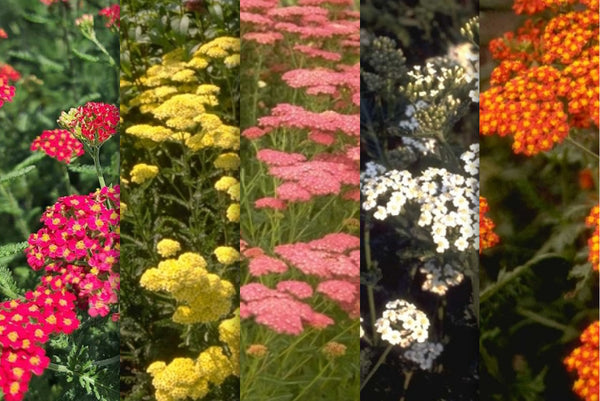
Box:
[399,100,428,132]
[361,144,480,253]
[420,259,464,295]
[375,299,429,347]
[402,136,437,155]
[447,42,479,104]
[404,341,444,370]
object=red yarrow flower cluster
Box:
[479,197,500,253]
[480,0,599,155]
[586,205,599,271]
[30,129,85,164]
[0,286,79,401]
[26,186,120,317]
[99,4,120,29]
[564,321,599,401]
[0,64,20,83]
[0,78,15,109]
[59,102,119,146]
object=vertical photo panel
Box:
[120,1,240,400]
[360,0,479,399]
[0,0,119,400]
[480,0,599,400]
[239,0,360,399]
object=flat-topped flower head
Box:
[58,102,119,146]
[30,129,85,164]
[375,299,430,348]
[564,321,599,401]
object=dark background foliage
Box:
[479,1,599,400]
[360,0,479,399]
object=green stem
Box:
[92,355,120,367]
[516,307,578,337]
[61,164,77,195]
[90,34,117,69]
[565,136,599,160]
[399,370,414,401]
[480,253,560,303]
[91,145,106,188]
[290,358,335,401]
[363,227,379,345]
[360,344,394,391]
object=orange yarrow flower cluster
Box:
[479,197,500,253]
[586,205,599,271]
[564,321,599,401]
[481,0,599,156]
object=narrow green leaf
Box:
[0,165,36,183]
[72,48,100,63]
[0,242,27,258]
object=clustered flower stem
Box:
[360,344,393,391]
[480,252,561,303]
[362,226,379,347]
[565,135,600,160]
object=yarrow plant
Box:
[120,1,240,399]
[0,1,119,399]
[240,0,360,399]
[360,6,479,398]
[480,1,599,400]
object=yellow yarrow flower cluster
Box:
[147,343,237,401]
[196,37,240,61]
[213,246,239,265]
[214,153,240,170]
[157,239,181,258]
[214,176,240,202]
[226,203,240,223]
[140,252,234,324]
[219,309,240,376]
[147,358,208,401]
[125,124,177,142]
[123,36,239,151]
[130,163,159,184]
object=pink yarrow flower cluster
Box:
[251,149,359,208]
[26,186,120,318]
[240,282,333,335]
[240,233,360,334]
[0,286,79,401]
[30,129,85,164]
[241,0,359,337]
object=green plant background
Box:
[0,0,119,400]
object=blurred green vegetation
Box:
[0,0,119,246]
